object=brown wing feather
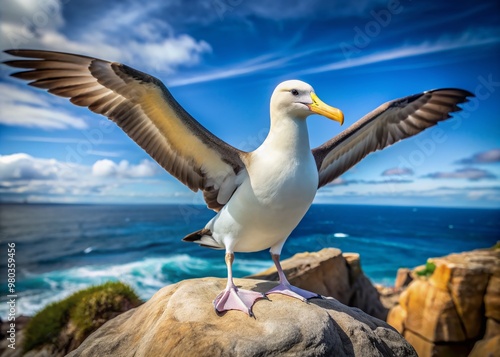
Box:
[312,89,473,188]
[4,49,247,211]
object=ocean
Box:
[0,203,498,317]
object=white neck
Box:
[258,115,311,156]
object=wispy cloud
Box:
[87,150,123,158]
[167,53,290,87]
[6,135,122,145]
[327,177,413,186]
[455,148,500,165]
[296,29,500,75]
[316,181,500,208]
[6,136,87,144]
[382,167,414,176]
[0,83,88,129]
[168,27,500,87]
[424,168,497,181]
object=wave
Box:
[0,255,271,317]
[333,233,349,238]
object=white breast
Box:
[207,148,318,253]
[206,114,318,253]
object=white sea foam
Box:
[333,232,349,238]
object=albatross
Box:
[4,49,472,316]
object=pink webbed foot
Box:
[213,286,265,316]
[266,253,321,301]
[266,281,321,301]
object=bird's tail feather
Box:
[182,228,224,250]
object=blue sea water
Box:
[0,203,498,317]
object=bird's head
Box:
[270,80,344,125]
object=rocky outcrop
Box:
[386,246,500,357]
[68,278,416,357]
[0,282,141,357]
[248,248,389,320]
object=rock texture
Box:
[387,246,500,357]
[68,278,416,357]
[0,316,30,357]
[249,248,389,320]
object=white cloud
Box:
[0,1,211,73]
[331,177,347,185]
[0,0,64,31]
[134,20,173,42]
[0,153,173,203]
[92,159,116,177]
[128,35,211,73]
[0,83,88,129]
[0,153,75,180]
[130,160,158,177]
[92,159,158,178]
[0,82,48,107]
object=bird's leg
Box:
[213,252,265,316]
[266,253,321,301]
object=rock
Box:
[248,248,389,320]
[404,279,466,342]
[68,278,417,357]
[431,253,491,339]
[386,304,405,333]
[386,246,500,357]
[471,274,500,357]
[349,270,389,320]
[0,316,31,357]
[485,275,500,321]
[249,248,351,301]
[375,284,401,311]
[469,335,500,357]
[403,330,474,357]
[484,318,500,340]
[394,268,413,290]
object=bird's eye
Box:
[291,89,299,96]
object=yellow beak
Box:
[308,92,344,125]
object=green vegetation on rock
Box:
[23,281,141,353]
[415,260,436,277]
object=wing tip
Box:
[425,88,475,98]
[4,49,18,56]
[3,49,36,58]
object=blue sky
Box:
[0,0,499,207]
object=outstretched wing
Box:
[312,89,473,188]
[4,49,247,211]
